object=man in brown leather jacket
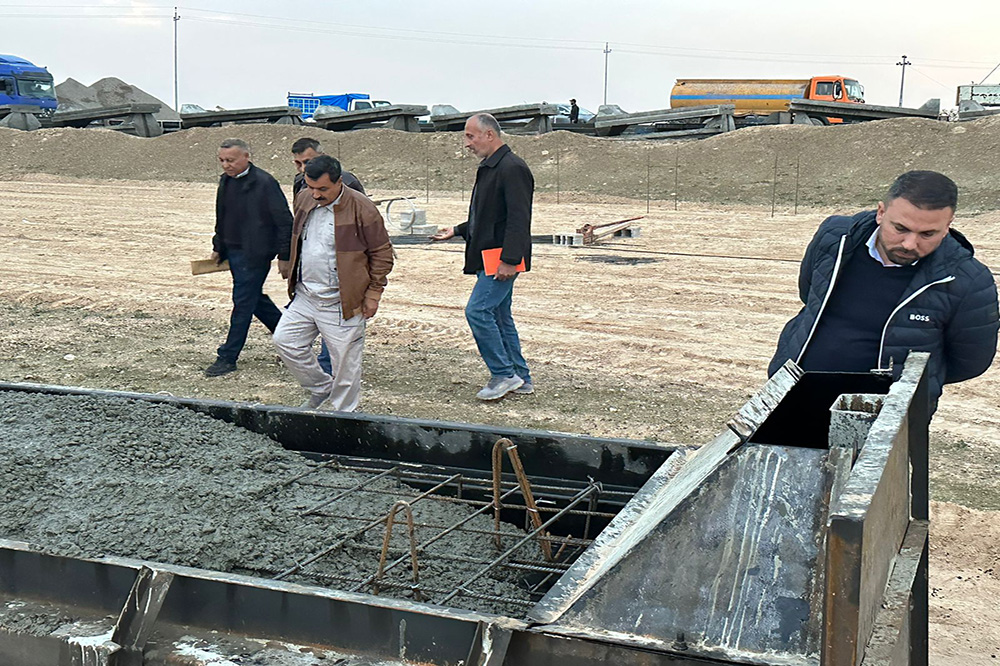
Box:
[272,155,394,411]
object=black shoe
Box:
[204,359,237,377]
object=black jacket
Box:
[213,164,293,262]
[293,170,366,198]
[769,210,999,409]
[454,144,533,274]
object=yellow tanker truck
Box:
[670,75,865,123]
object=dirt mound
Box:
[54,76,180,122]
[2,115,1000,210]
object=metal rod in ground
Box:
[425,137,430,204]
[350,485,521,594]
[275,473,462,580]
[673,148,679,211]
[492,438,553,560]
[436,483,600,606]
[300,466,399,516]
[556,140,561,205]
[373,501,422,601]
[794,154,801,215]
[771,152,779,218]
[646,150,651,214]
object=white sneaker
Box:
[476,375,524,401]
[513,381,534,395]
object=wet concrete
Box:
[0,391,540,615]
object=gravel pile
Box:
[1,114,998,209]
[0,390,538,615]
[55,76,180,122]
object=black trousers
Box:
[216,249,282,363]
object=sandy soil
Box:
[0,176,997,662]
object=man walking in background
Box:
[206,138,293,377]
[273,155,393,411]
[290,137,367,376]
[291,137,366,199]
[431,113,534,401]
[769,170,998,412]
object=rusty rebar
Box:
[372,501,423,601]
[274,473,461,580]
[351,484,522,594]
[437,482,600,606]
[492,438,553,561]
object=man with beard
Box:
[769,170,998,412]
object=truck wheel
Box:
[810,117,829,126]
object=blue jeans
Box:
[465,271,531,382]
[216,249,282,363]
[317,339,332,375]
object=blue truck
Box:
[287,92,392,120]
[0,54,57,116]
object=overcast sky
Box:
[3,0,998,113]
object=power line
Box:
[0,5,993,73]
[182,16,599,53]
[178,6,601,48]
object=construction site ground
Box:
[1,120,999,663]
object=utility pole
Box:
[896,55,910,107]
[173,7,180,111]
[603,42,612,106]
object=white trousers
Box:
[273,294,366,412]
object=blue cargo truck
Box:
[0,54,57,116]
[288,92,392,119]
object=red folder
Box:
[482,248,526,276]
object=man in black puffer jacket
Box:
[769,170,998,412]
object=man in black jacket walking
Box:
[206,138,294,377]
[290,137,365,199]
[431,113,534,401]
[770,170,998,411]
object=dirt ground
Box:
[0,175,998,663]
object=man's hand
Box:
[277,259,291,279]
[362,297,380,319]
[430,226,455,241]
[495,261,518,281]
[211,251,221,264]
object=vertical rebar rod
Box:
[770,152,779,218]
[556,143,561,205]
[275,473,462,580]
[352,485,521,593]
[436,484,599,606]
[673,148,679,211]
[492,438,552,560]
[425,137,430,204]
[794,154,801,216]
[372,501,422,601]
[646,150,651,214]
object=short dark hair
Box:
[304,154,342,182]
[291,137,322,155]
[886,171,958,211]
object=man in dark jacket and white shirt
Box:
[431,113,534,401]
[206,138,293,377]
[770,170,998,412]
